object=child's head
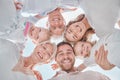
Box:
[65,14,91,42]
[74,41,92,58]
[28,25,50,44]
[48,8,65,36]
[30,41,56,64]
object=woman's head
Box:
[48,8,65,36]
[28,25,50,44]
[74,41,92,58]
[30,41,56,64]
[65,14,91,42]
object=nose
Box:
[63,53,69,59]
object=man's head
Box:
[55,42,75,72]
[48,8,65,36]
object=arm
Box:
[76,63,86,71]
[13,0,23,10]
[60,7,77,13]
[33,70,43,80]
[95,45,115,70]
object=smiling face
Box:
[48,9,65,36]
[55,43,75,72]
[30,42,54,63]
[28,26,50,44]
[74,41,92,58]
[65,22,87,42]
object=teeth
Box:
[38,52,43,59]
[54,18,59,21]
[63,59,70,63]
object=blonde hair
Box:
[35,41,57,65]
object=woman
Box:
[13,41,56,74]
[65,14,92,42]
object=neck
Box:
[63,67,76,73]
[24,57,35,68]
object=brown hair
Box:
[80,28,95,41]
[56,41,75,57]
[65,14,94,42]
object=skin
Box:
[55,43,75,73]
[13,42,55,75]
[95,45,115,70]
[28,25,50,44]
[65,22,86,42]
[65,14,91,42]
[29,42,54,64]
[74,41,92,58]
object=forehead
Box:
[57,44,73,52]
[49,10,61,16]
[68,22,82,28]
[75,42,84,47]
[35,43,52,49]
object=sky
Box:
[23,8,120,80]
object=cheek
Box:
[44,55,50,60]
[56,56,62,63]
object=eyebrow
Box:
[57,49,73,53]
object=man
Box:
[49,42,110,80]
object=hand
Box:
[14,1,23,10]
[95,45,115,70]
[51,63,59,70]
[33,70,43,80]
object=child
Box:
[74,29,120,71]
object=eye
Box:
[81,44,84,47]
[36,36,39,40]
[58,26,63,29]
[73,35,78,39]
[76,25,79,27]
[80,28,82,32]
[39,28,41,32]
[81,51,83,55]
[67,51,72,54]
[57,53,64,57]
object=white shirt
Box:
[80,0,120,38]
[0,0,27,43]
[0,0,17,35]
[84,29,120,68]
[49,70,110,80]
[0,38,36,80]
[22,0,80,16]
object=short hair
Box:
[56,41,75,57]
[57,41,73,48]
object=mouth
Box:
[62,59,71,64]
[37,52,43,59]
[53,18,60,21]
